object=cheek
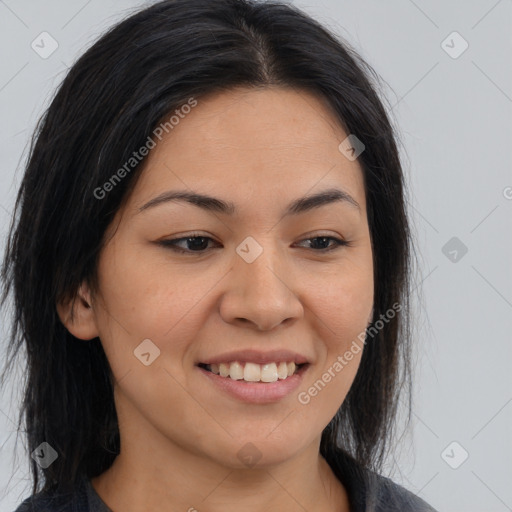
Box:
[93,242,227,385]
[295,276,370,422]
[95,241,192,334]
[306,259,374,344]
[298,255,373,411]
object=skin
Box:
[58,86,374,512]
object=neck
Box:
[91,432,349,512]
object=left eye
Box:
[158,235,349,254]
[295,236,349,251]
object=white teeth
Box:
[261,363,278,382]
[244,362,261,382]
[229,361,244,380]
[219,363,230,377]
[277,361,288,380]
[204,360,300,382]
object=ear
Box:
[56,282,99,340]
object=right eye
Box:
[157,235,221,254]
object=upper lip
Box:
[197,349,311,366]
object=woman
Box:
[1,0,437,510]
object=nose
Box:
[219,239,304,331]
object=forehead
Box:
[128,86,366,216]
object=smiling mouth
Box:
[197,361,306,383]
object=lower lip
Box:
[197,365,309,404]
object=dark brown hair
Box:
[1,0,413,496]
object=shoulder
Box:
[13,492,76,512]
[368,471,438,511]
[324,447,438,512]
[12,476,94,512]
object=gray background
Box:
[0,1,511,511]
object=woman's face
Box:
[88,86,374,468]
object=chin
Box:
[216,432,311,470]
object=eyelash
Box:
[157,234,351,254]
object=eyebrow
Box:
[138,187,360,217]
